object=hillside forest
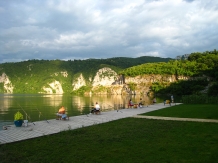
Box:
[0,50,218,96]
[0,56,171,93]
[120,49,218,96]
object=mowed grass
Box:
[1,119,218,163]
[142,104,218,119]
[0,104,218,163]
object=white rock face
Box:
[0,73,14,93]
[42,81,63,94]
[92,67,117,86]
[72,74,86,90]
[42,87,53,94]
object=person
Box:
[91,102,101,114]
[171,95,174,103]
[138,98,144,108]
[153,97,157,104]
[95,102,100,111]
[58,106,65,114]
[57,106,69,120]
[128,99,134,108]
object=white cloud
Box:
[0,0,218,63]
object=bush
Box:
[208,83,218,96]
[182,95,218,104]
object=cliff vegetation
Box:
[0,50,217,96]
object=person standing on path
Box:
[171,95,174,103]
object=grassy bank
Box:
[0,104,218,163]
[142,104,218,119]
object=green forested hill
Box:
[120,50,218,96]
[1,50,217,96]
[121,50,218,78]
[0,56,171,93]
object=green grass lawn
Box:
[143,104,218,119]
[1,119,218,163]
[0,104,218,163]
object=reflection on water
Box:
[0,93,154,130]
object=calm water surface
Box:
[0,93,161,130]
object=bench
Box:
[90,109,101,115]
[94,110,101,115]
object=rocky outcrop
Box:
[0,68,191,94]
[90,74,191,95]
[72,67,119,91]
[72,74,86,90]
[122,74,190,95]
[0,73,14,93]
[92,67,118,86]
[125,74,179,84]
[42,81,63,94]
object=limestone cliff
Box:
[72,74,86,90]
[0,73,14,93]
[92,67,117,86]
[90,74,191,95]
[0,68,190,95]
[42,81,63,94]
[72,67,119,90]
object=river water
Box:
[0,93,162,130]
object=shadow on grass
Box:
[142,104,218,120]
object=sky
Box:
[0,0,218,63]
